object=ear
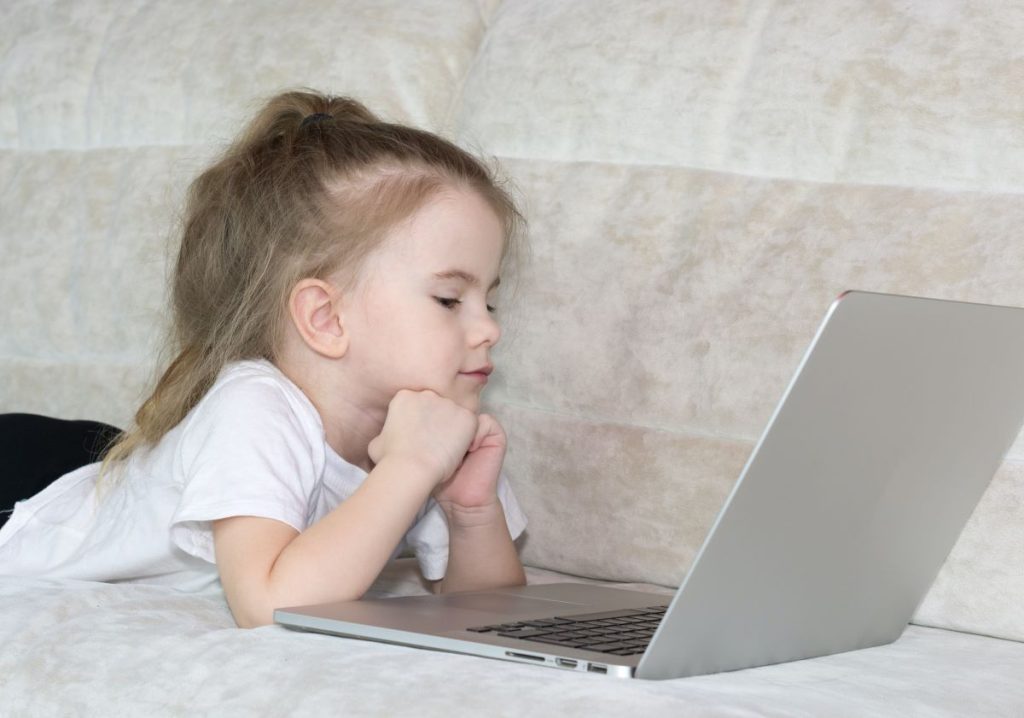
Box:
[288,278,349,359]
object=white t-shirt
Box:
[0,360,527,592]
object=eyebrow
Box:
[432,269,501,290]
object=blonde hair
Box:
[102,89,525,472]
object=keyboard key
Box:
[581,642,632,652]
[616,632,646,641]
[555,608,650,622]
[467,605,667,641]
[528,636,591,648]
[497,628,553,639]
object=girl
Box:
[0,90,528,627]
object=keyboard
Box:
[466,605,668,656]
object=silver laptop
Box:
[275,291,1024,680]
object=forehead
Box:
[374,188,505,277]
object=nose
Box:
[470,307,501,348]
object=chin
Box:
[456,394,481,413]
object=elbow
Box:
[230,587,369,628]
[240,613,275,629]
[231,602,277,629]
[225,584,288,628]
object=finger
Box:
[477,414,504,442]
[467,415,487,453]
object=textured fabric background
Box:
[2,0,1023,679]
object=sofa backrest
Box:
[2,0,1022,642]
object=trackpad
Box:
[340,591,590,632]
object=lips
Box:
[460,365,493,382]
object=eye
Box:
[435,297,461,310]
[434,296,498,314]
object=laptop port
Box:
[556,658,578,669]
[587,663,608,674]
[505,651,544,662]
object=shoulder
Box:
[205,359,312,409]
[179,359,326,470]
[197,360,320,433]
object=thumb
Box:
[469,413,506,453]
[467,415,489,453]
[367,434,382,464]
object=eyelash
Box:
[435,297,497,314]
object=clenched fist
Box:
[367,389,478,485]
[432,412,507,517]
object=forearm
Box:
[435,503,526,594]
[264,456,435,613]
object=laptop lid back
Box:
[637,291,1024,680]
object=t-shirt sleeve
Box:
[404,470,528,581]
[169,375,324,564]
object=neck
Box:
[274,351,385,473]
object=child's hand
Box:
[367,390,477,486]
[431,413,507,520]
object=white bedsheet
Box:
[2,561,1022,717]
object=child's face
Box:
[341,186,505,414]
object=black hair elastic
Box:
[300,112,333,129]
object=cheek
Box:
[375,307,445,365]
[361,292,412,337]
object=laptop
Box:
[275,291,1024,680]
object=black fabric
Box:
[0,413,122,529]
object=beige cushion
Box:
[2,0,1022,644]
